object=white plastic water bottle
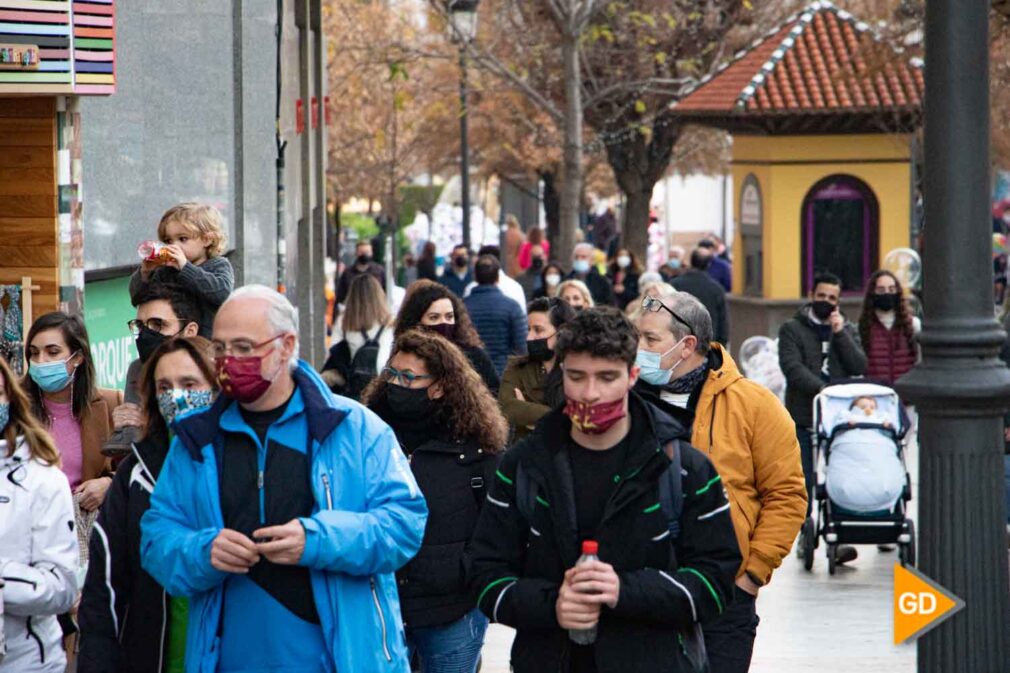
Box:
[568,539,599,645]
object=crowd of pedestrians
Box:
[0,201,935,673]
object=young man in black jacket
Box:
[468,307,741,673]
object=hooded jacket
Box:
[78,434,172,673]
[637,344,807,586]
[778,305,867,427]
[0,438,79,673]
[139,362,428,673]
[467,393,740,673]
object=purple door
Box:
[801,176,879,295]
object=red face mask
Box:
[215,336,284,403]
[563,397,627,435]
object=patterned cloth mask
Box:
[157,388,214,426]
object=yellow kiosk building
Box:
[670,1,923,348]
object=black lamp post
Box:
[896,0,1010,669]
[448,0,478,252]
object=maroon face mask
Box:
[217,355,274,403]
[424,323,456,340]
[563,397,627,435]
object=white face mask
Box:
[617,255,631,269]
[545,273,562,286]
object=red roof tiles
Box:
[672,1,923,118]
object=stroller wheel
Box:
[827,543,837,575]
[900,521,916,567]
[800,519,816,571]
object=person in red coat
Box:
[857,270,919,386]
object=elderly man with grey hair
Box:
[633,291,806,673]
[566,242,616,306]
[141,284,428,673]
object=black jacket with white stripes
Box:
[466,392,741,673]
[78,433,172,673]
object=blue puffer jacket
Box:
[463,285,527,376]
[140,362,428,673]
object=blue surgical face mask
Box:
[157,388,215,426]
[0,402,10,434]
[29,355,77,394]
[668,258,682,269]
[635,339,686,386]
[573,259,591,274]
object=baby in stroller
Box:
[825,395,905,515]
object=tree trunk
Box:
[558,32,583,268]
[622,188,653,262]
[540,169,561,249]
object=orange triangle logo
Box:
[894,563,965,645]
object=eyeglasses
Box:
[382,366,433,388]
[127,318,187,337]
[641,296,696,336]
[211,334,283,359]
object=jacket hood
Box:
[703,343,744,396]
[173,361,348,461]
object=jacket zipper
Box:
[708,396,717,454]
[26,615,45,663]
[158,590,167,672]
[370,577,392,662]
[321,473,333,509]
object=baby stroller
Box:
[798,382,916,575]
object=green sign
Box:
[84,276,136,390]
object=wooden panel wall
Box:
[0,97,59,316]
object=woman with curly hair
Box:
[362,329,507,673]
[858,270,920,386]
[394,279,500,392]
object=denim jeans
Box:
[406,608,488,673]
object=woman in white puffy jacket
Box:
[0,355,79,672]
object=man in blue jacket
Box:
[464,254,528,376]
[141,284,427,673]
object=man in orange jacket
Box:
[633,290,807,673]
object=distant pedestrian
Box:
[464,255,528,376]
[779,272,866,564]
[698,239,732,292]
[660,245,687,282]
[518,226,550,271]
[334,239,386,311]
[440,244,473,298]
[672,248,729,345]
[557,279,594,311]
[0,354,79,673]
[79,336,218,673]
[321,274,394,399]
[517,244,546,301]
[141,285,427,673]
[534,261,565,299]
[503,214,525,277]
[130,203,234,338]
[606,247,642,310]
[395,279,501,393]
[499,297,576,440]
[468,307,740,673]
[417,241,439,281]
[858,270,919,386]
[591,207,618,253]
[464,245,528,315]
[399,251,419,288]
[568,242,616,306]
[364,329,507,673]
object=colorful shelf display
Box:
[0,0,114,95]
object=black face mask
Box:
[526,337,554,363]
[811,300,836,321]
[356,254,372,266]
[872,293,900,312]
[424,323,456,340]
[135,326,168,363]
[531,257,545,271]
[453,255,469,268]
[386,384,436,419]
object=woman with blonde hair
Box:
[0,354,79,672]
[363,329,507,673]
[321,274,394,399]
[556,278,594,311]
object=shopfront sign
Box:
[85,276,136,390]
[0,44,39,70]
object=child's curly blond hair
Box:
[157,203,227,258]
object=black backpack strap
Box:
[468,458,487,509]
[658,439,684,540]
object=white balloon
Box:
[882,247,922,290]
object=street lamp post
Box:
[897,0,1010,670]
[448,0,478,252]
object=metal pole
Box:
[459,45,471,251]
[897,0,1010,669]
